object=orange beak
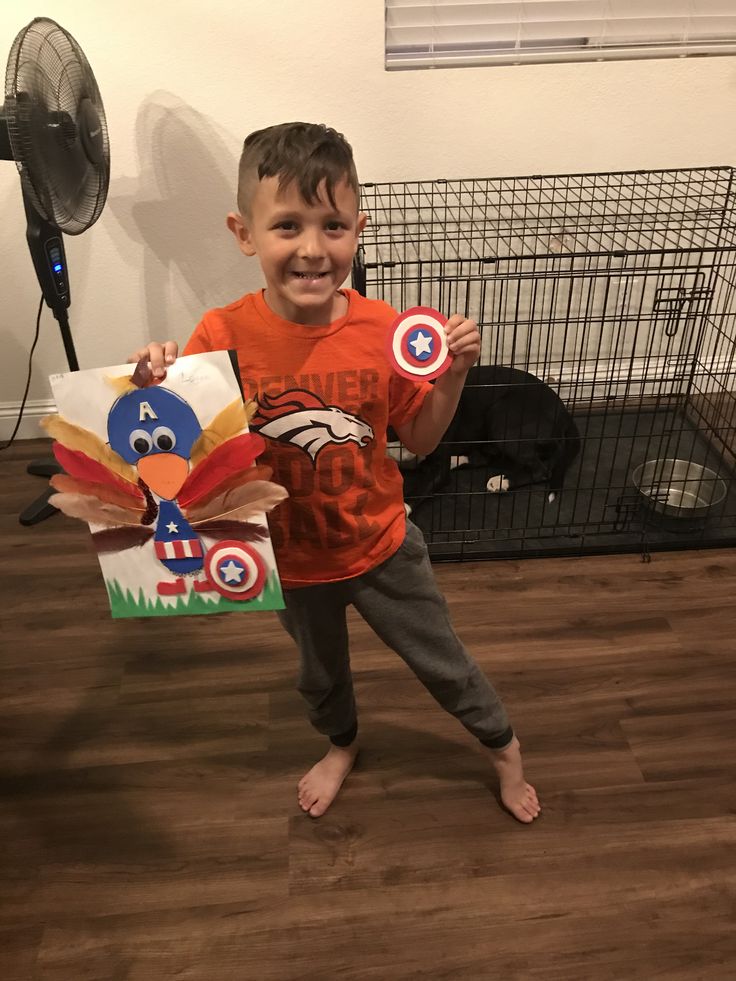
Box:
[137,453,189,500]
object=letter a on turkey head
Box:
[252,389,374,466]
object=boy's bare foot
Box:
[297,742,359,818]
[488,736,541,824]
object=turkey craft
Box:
[44,351,287,618]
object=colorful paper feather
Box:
[187,479,288,524]
[49,492,145,528]
[181,462,273,511]
[189,398,247,469]
[52,443,142,495]
[50,473,146,512]
[42,414,137,484]
[193,520,269,541]
[91,526,154,553]
[178,432,266,508]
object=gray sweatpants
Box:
[276,520,514,751]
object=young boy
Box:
[130,122,540,823]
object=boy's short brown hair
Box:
[237,122,359,216]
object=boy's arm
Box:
[393,315,480,458]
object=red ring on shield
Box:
[203,540,267,601]
[387,306,452,381]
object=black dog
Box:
[393,365,580,514]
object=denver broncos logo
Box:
[252,389,374,465]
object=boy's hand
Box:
[127,341,179,383]
[445,315,480,376]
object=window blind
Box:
[385,1,736,69]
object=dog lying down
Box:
[389,365,581,515]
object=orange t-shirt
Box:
[183,289,431,588]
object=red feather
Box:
[177,432,265,508]
[181,463,273,513]
[53,443,142,497]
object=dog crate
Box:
[353,167,736,561]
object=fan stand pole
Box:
[56,307,79,372]
[5,18,111,527]
[19,306,77,526]
[17,197,82,525]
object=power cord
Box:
[0,294,44,452]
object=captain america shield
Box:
[203,540,267,600]
[387,306,453,381]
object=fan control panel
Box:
[46,238,69,300]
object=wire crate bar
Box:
[354,167,736,561]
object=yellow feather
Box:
[189,398,249,468]
[104,374,138,396]
[41,414,138,484]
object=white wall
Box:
[2,0,736,437]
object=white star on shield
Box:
[410,331,432,356]
[220,560,245,583]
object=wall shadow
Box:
[107,92,263,340]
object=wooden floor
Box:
[2,439,735,981]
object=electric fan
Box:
[0,16,110,525]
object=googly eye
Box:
[152,426,177,452]
[129,428,153,455]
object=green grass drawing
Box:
[107,571,284,619]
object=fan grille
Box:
[5,17,109,234]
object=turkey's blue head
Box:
[107,387,202,500]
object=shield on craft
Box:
[204,539,267,600]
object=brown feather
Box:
[49,492,144,528]
[187,480,288,525]
[194,520,269,541]
[91,526,153,553]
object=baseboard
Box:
[0,400,56,442]
[3,358,734,443]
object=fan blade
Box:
[38,109,91,213]
[0,113,12,160]
[5,18,110,233]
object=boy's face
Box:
[228,176,366,325]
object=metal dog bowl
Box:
[632,458,727,519]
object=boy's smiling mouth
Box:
[291,271,329,279]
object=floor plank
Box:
[1,439,735,980]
